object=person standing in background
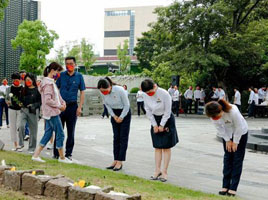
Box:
[233,88,241,111]
[0,78,9,129]
[172,86,180,117]
[194,86,201,114]
[168,84,175,97]
[123,85,129,97]
[136,88,146,116]
[258,87,266,105]
[184,86,193,114]
[218,87,226,100]
[247,87,257,118]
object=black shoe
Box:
[113,165,122,171]
[106,165,116,170]
[227,192,236,197]
[219,191,228,196]
[66,156,72,161]
[150,172,162,180]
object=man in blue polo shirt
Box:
[53,56,86,160]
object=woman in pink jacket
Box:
[32,62,71,163]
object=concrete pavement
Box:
[0,115,267,200]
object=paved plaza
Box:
[0,115,267,200]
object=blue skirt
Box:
[150,114,179,149]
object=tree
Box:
[65,38,96,74]
[136,0,268,97]
[11,20,58,75]
[0,0,9,21]
[117,39,131,73]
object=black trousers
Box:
[222,133,248,191]
[0,98,9,126]
[102,104,109,118]
[137,102,146,116]
[185,99,192,114]
[54,102,78,158]
[235,104,241,112]
[194,98,200,114]
[111,109,131,161]
[248,101,255,117]
[172,101,179,117]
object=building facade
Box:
[0,0,41,80]
[103,6,158,57]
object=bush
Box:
[130,87,139,93]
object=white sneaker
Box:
[32,156,46,163]
[24,135,30,140]
[58,158,73,164]
[46,142,53,150]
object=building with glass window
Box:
[103,6,158,57]
[0,0,41,80]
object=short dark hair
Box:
[141,79,155,92]
[19,70,26,74]
[65,56,76,63]
[11,72,21,80]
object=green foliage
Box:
[0,0,9,21]
[130,87,139,93]
[117,40,131,73]
[136,0,268,98]
[53,39,96,73]
[11,20,58,75]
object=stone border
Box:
[0,166,141,200]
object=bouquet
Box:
[9,93,23,107]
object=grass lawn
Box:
[0,151,233,200]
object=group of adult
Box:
[0,57,250,196]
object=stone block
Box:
[95,191,141,200]
[4,169,44,191]
[68,186,95,200]
[22,174,54,195]
[0,166,11,184]
[44,177,73,200]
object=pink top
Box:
[39,77,65,119]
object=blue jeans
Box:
[54,103,78,158]
[40,115,64,149]
[0,98,9,126]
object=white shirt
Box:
[168,88,175,97]
[143,87,172,127]
[184,89,193,99]
[218,89,225,100]
[0,85,10,99]
[200,90,206,102]
[101,85,130,119]
[136,90,144,102]
[194,90,201,99]
[212,105,248,144]
[258,89,265,100]
[172,90,180,101]
[253,93,259,105]
[211,90,219,99]
[234,91,241,105]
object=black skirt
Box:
[150,114,179,149]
